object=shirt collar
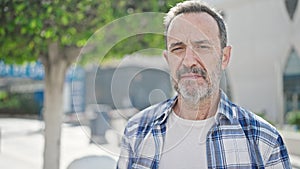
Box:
[153,96,177,125]
[215,90,237,125]
[153,90,236,125]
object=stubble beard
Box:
[175,62,222,105]
[178,79,209,105]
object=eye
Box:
[172,47,182,51]
[196,45,211,49]
[171,47,184,53]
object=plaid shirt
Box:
[117,91,291,169]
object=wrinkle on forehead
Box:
[167,12,220,50]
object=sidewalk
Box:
[0,118,120,169]
[1,118,300,169]
[291,155,300,169]
[281,130,300,169]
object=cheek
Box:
[204,54,222,68]
[167,56,182,78]
[170,66,179,80]
[209,62,222,80]
[205,59,222,77]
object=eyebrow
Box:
[192,40,212,45]
[169,42,184,49]
[168,40,212,49]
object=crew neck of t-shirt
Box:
[170,110,215,128]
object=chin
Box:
[180,87,210,102]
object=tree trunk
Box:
[42,42,68,169]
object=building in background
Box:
[0,62,85,117]
[85,55,173,112]
[209,0,300,126]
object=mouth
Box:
[180,73,205,79]
[176,66,207,81]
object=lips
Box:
[180,73,204,79]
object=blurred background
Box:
[0,0,300,169]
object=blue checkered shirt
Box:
[117,91,291,169]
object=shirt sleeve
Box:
[117,128,134,169]
[265,135,292,168]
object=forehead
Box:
[167,12,220,45]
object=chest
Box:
[132,124,264,169]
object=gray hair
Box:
[164,0,227,49]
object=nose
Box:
[182,46,199,68]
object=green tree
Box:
[0,1,182,169]
[1,1,113,169]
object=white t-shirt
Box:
[159,111,215,169]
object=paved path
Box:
[1,118,300,169]
[281,130,300,169]
[0,118,120,169]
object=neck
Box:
[173,90,221,120]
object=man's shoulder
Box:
[124,98,174,137]
[235,105,280,140]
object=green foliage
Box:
[0,0,182,64]
[0,91,19,109]
[0,0,113,63]
[104,0,183,59]
[0,94,19,109]
[0,91,8,99]
[106,34,165,59]
[287,111,300,128]
[0,92,40,114]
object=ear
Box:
[221,46,232,70]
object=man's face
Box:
[164,12,231,102]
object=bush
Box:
[287,111,300,129]
[0,92,40,115]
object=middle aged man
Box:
[117,1,291,169]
